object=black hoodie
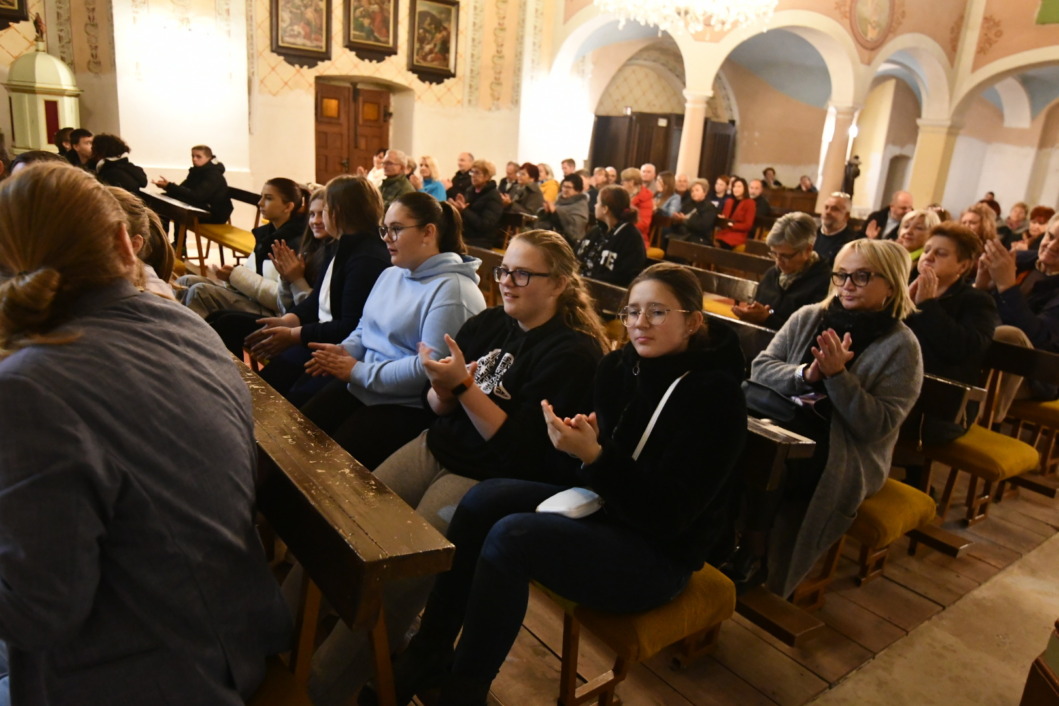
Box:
[96,157,148,194]
[163,160,234,223]
[578,324,747,570]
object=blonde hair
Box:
[471,159,495,181]
[901,208,941,234]
[0,163,129,357]
[823,239,917,321]
[109,186,175,284]
[620,167,643,186]
[511,229,609,352]
[420,155,441,180]
[963,203,998,243]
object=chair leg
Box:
[937,468,959,519]
[673,624,722,668]
[964,477,993,526]
[856,542,889,585]
[790,536,845,611]
[558,612,581,706]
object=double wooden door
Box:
[315,82,391,184]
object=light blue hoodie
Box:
[341,252,486,407]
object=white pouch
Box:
[536,487,603,519]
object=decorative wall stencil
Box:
[271,0,331,65]
[0,0,29,32]
[344,0,397,60]
[850,0,894,50]
[409,0,457,83]
[834,0,850,21]
[54,0,74,65]
[489,0,507,108]
[511,0,525,107]
[977,15,1002,55]
[949,11,964,55]
[464,0,482,105]
[84,0,103,74]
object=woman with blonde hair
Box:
[0,163,290,703]
[895,208,942,274]
[740,239,923,596]
[959,202,999,247]
[418,155,447,201]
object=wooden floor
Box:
[481,471,1059,706]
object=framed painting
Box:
[271,0,332,66]
[409,0,457,83]
[0,0,29,32]
[850,0,894,50]
[345,0,398,60]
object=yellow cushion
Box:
[702,296,736,319]
[1008,398,1059,428]
[921,424,1039,483]
[195,223,255,254]
[246,656,313,706]
[847,478,935,549]
[647,246,666,260]
[604,319,627,347]
[572,564,735,663]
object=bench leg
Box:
[937,468,960,519]
[369,609,396,706]
[790,536,844,611]
[856,543,889,585]
[963,477,993,526]
[290,575,322,687]
[557,611,629,706]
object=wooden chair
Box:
[190,186,262,272]
[237,361,455,706]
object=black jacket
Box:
[814,224,860,264]
[753,257,832,330]
[576,221,646,287]
[163,161,233,223]
[674,199,718,244]
[96,158,148,194]
[863,208,899,241]
[290,232,390,344]
[580,325,747,570]
[427,307,603,484]
[446,170,472,200]
[461,180,504,249]
[906,279,998,386]
[251,215,308,277]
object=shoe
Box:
[359,634,454,706]
[437,676,491,706]
[719,545,768,594]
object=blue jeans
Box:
[417,479,691,684]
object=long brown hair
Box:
[325,175,383,236]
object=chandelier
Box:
[593,0,777,34]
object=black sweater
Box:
[163,161,233,223]
[580,325,747,570]
[251,215,307,276]
[427,307,603,484]
[576,221,646,287]
[461,181,504,249]
[906,279,998,385]
[96,158,148,194]
[753,257,832,330]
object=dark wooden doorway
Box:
[588,114,736,181]
[314,82,391,185]
[699,120,737,183]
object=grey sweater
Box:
[750,303,923,597]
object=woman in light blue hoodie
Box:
[302,191,487,469]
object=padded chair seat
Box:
[647,246,666,260]
[246,656,313,706]
[848,478,935,549]
[921,423,1039,483]
[195,223,255,255]
[570,564,735,663]
[702,296,736,319]
[1008,398,1059,428]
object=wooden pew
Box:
[239,361,454,706]
[467,245,503,307]
[666,239,774,281]
[139,188,210,268]
[743,238,771,257]
[190,186,262,272]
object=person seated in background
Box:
[748,178,773,219]
[654,171,682,218]
[501,162,544,215]
[797,175,817,193]
[9,150,68,175]
[449,159,504,249]
[52,126,73,155]
[814,191,859,264]
[639,162,657,192]
[675,173,690,208]
[668,178,718,245]
[577,184,646,286]
[538,163,560,204]
[0,163,291,704]
[621,167,654,249]
[604,165,618,185]
[762,166,783,189]
[863,189,913,240]
[1005,201,1030,242]
[536,172,588,246]
[66,128,93,169]
[406,156,421,191]
[959,202,1000,252]
[498,161,519,196]
[733,212,830,330]
[560,158,577,176]
[445,152,474,200]
[710,174,732,213]
[1014,206,1057,252]
[152,144,233,224]
[91,133,147,194]
[418,155,448,201]
[587,166,606,215]
[715,177,756,250]
[110,186,177,300]
[354,147,386,188]
[379,149,416,209]
[895,208,942,276]
[926,202,952,222]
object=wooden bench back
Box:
[686,265,758,304]
[704,311,775,374]
[666,239,774,281]
[467,245,503,307]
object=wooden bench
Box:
[743,238,771,257]
[666,239,774,281]
[238,361,454,706]
[190,186,262,272]
[467,245,503,307]
[139,188,211,269]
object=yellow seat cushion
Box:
[195,223,255,255]
[847,478,935,549]
[921,424,1039,483]
[702,295,736,319]
[246,656,313,706]
[571,564,735,663]
[1008,398,1059,428]
[647,246,666,260]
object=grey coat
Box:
[750,303,923,597]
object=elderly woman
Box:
[895,208,942,276]
[669,178,719,245]
[501,162,544,216]
[732,212,831,330]
[449,159,504,249]
[743,239,923,597]
[1013,206,1056,252]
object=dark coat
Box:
[446,170,472,200]
[906,279,998,385]
[461,180,504,249]
[163,161,233,223]
[814,224,860,264]
[863,208,900,241]
[993,251,1059,353]
[753,257,832,330]
[96,158,148,194]
[576,221,646,287]
[251,215,308,277]
[673,198,718,244]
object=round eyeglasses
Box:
[493,266,550,287]
[619,306,692,327]
[831,270,880,288]
[378,223,423,241]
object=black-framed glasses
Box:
[378,223,423,241]
[619,306,692,327]
[831,270,880,287]
[769,249,804,263]
[493,266,550,287]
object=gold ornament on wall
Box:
[850,0,894,50]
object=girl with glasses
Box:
[383,263,747,705]
[741,239,923,598]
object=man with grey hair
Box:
[732,212,831,329]
[445,151,474,200]
[605,166,618,185]
[640,163,657,190]
[863,189,913,241]
[380,148,415,208]
[814,191,860,264]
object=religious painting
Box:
[345,0,398,59]
[850,0,894,50]
[271,0,332,64]
[0,0,29,32]
[409,0,458,83]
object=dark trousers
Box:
[258,346,330,407]
[207,310,261,358]
[416,479,690,685]
[300,379,436,470]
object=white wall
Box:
[941,135,988,214]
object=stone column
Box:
[908,119,961,207]
[816,105,858,212]
[675,90,711,178]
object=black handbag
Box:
[741,379,832,424]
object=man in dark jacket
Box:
[66,129,94,170]
[153,145,233,224]
[863,190,913,241]
[445,152,474,200]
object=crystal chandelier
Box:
[593,0,777,34]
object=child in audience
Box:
[247,175,390,405]
[153,144,233,224]
[109,186,177,299]
[384,263,747,705]
[272,188,331,312]
[300,192,487,469]
[576,184,646,287]
[91,133,148,194]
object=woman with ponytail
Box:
[0,164,290,703]
[300,192,487,469]
[576,183,647,286]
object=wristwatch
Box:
[451,375,475,397]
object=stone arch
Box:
[953,48,1059,122]
[868,34,953,122]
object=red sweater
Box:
[715,198,756,249]
[631,187,654,248]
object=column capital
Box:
[916,118,962,133]
[828,104,861,118]
[682,89,712,107]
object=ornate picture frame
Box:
[409,0,458,84]
[344,0,398,60]
[0,0,29,32]
[850,0,894,50]
[271,0,332,66]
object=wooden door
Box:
[588,115,631,170]
[351,88,390,175]
[630,113,674,171]
[699,120,736,182]
[315,83,352,184]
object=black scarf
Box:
[800,298,898,365]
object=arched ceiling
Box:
[573,20,669,61]
[724,29,831,108]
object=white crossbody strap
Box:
[632,372,689,461]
